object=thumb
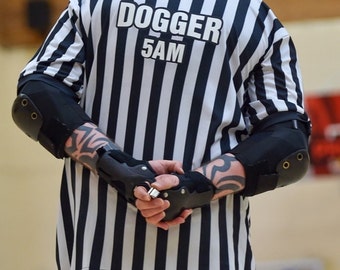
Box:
[151,174,180,190]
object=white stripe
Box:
[226,196,236,270]
[114,28,139,148]
[57,208,72,270]
[143,225,158,269]
[121,205,138,269]
[209,199,221,270]
[99,187,117,269]
[98,2,119,132]
[82,174,99,268]
[153,62,177,158]
[165,226,181,270]
[187,209,202,269]
[133,59,155,158]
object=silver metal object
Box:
[148,187,160,198]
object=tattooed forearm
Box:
[64,122,117,172]
[198,154,245,198]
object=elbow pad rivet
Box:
[283,161,290,169]
[21,99,28,106]
[31,112,38,120]
[297,153,304,161]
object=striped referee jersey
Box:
[19,0,306,269]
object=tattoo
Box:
[64,123,115,171]
[201,155,245,194]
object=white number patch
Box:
[141,37,186,63]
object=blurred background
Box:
[0,0,339,269]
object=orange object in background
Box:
[305,93,340,175]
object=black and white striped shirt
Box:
[19,0,305,269]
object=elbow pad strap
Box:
[230,116,310,196]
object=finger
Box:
[154,209,192,230]
[151,174,179,190]
[134,186,151,201]
[137,199,170,214]
[146,209,193,230]
[148,160,184,175]
[135,197,168,211]
[165,160,184,174]
[165,209,193,226]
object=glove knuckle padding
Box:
[230,115,311,196]
[96,147,155,204]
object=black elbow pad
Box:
[230,113,311,196]
[12,80,92,158]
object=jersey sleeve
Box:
[18,0,85,97]
[245,22,306,127]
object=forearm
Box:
[64,122,117,173]
[196,154,245,200]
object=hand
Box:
[134,173,192,230]
[148,160,184,175]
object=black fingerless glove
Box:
[159,171,215,221]
[96,146,156,204]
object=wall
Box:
[0,9,340,270]
[1,0,339,46]
[0,0,67,46]
[249,18,340,270]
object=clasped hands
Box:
[134,160,192,230]
[96,149,214,231]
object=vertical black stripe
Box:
[91,0,113,124]
[89,179,108,268]
[58,167,75,265]
[110,195,128,269]
[163,0,203,162]
[124,32,147,154]
[142,0,181,160]
[176,217,192,270]
[56,236,61,269]
[154,229,168,270]
[271,40,287,98]
[203,57,232,161]
[232,196,241,270]
[225,0,250,58]
[218,197,229,270]
[234,2,269,92]
[142,63,166,159]
[75,168,90,270]
[131,215,148,269]
[199,206,211,270]
[182,0,213,170]
[163,42,194,161]
[288,38,303,108]
[220,106,243,154]
[202,0,231,162]
[125,0,157,154]
[106,27,129,139]
[244,201,253,269]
